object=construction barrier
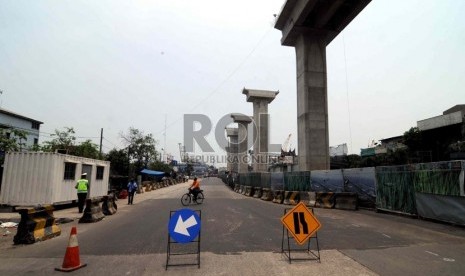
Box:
[102,195,117,215]
[253,187,262,198]
[305,192,316,207]
[272,190,284,204]
[55,227,87,272]
[244,186,254,197]
[137,183,144,193]
[234,184,240,193]
[79,198,105,223]
[240,185,245,194]
[283,191,300,205]
[261,188,273,201]
[334,192,358,210]
[315,192,335,209]
[14,205,61,244]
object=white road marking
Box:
[425,251,439,256]
[381,233,391,238]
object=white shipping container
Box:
[0,152,110,206]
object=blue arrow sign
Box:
[168,209,201,243]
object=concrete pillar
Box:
[295,35,329,171]
[225,127,239,173]
[231,114,252,174]
[274,0,371,171]
[242,88,279,172]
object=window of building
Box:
[96,166,104,180]
[31,122,40,130]
[6,132,10,139]
[34,138,39,145]
[64,162,76,180]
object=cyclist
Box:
[189,177,201,201]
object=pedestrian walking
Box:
[75,173,89,213]
[127,178,138,205]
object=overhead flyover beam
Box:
[275,0,372,46]
[274,0,371,171]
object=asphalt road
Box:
[1,177,464,275]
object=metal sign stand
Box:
[166,209,201,270]
[281,207,320,264]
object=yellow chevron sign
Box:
[281,202,321,245]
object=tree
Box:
[0,128,27,152]
[41,127,102,159]
[149,161,171,174]
[73,140,100,159]
[42,127,76,153]
[0,128,27,163]
[345,154,362,168]
[403,127,423,154]
[105,148,130,176]
[121,127,159,176]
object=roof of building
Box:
[0,108,43,124]
[443,105,465,115]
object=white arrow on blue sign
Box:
[168,209,201,243]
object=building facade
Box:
[0,108,43,150]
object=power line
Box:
[156,25,275,135]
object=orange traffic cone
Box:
[55,226,87,272]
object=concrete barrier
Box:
[14,205,61,244]
[261,188,273,201]
[283,191,300,205]
[315,192,335,209]
[305,192,316,207]
[102,195,117,215]
[79,198,105,223]
[244,186,254,197]
[335,192,358,210]
[234,184,240,193]
[253,187,262,198]
[240,185,245,194]
[272,190,284,204]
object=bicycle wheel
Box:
[195,192,204,204]
[181,193,191,206]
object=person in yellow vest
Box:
[75,173,89,213]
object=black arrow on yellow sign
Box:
[293,212,308,234]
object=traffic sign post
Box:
[166,209,201,270]
[280,202,321,263]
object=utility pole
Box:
[99,128,103,159]
[163,114,167,163]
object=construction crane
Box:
[281,134,296,158]
[282,134,292,153]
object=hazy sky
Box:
[1,0,464,165]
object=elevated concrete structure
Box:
[231,114,252,174]
[242,88,279,172]
[275,0,371,171]
[225,127,239,173]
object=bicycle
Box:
[181,189,204,206]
